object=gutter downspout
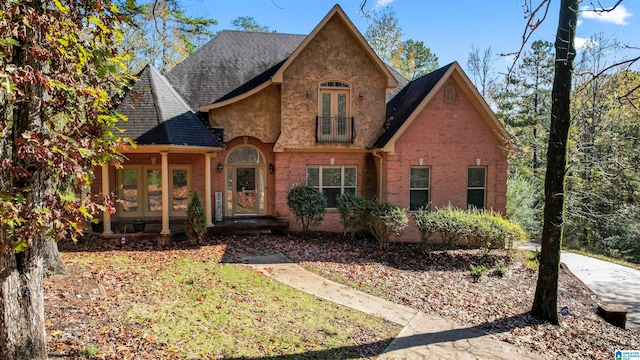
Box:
[371,150,383,202]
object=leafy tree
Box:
[392,39,439,79]
[0,0,131,358]
[231,16,272,32]
[467,45,495,97]
[364,7,402,64]
[125,0,217,74]
[495,40,554,175]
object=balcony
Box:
[315,116,355,143]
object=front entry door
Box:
[235,167,257,215]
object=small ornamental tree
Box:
[286,185,327,232]
[336,193,375,240]
[185,191,207,245]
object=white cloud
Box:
[580,4,632,25]
[373,0,395,9]
[577,19,583,27]
[575,37,598,50]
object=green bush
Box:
[336,193,375,239]
[185,191,207,245]
[469,264,487,282]
[286,185,327,232]
[369,202,408,250]
[413,205,527,251]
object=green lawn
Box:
[124,257,401,359]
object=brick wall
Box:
[274,151,368,232]
[385,81,508,242]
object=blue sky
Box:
[182,0,638,74]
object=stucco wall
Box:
[275,16,388,151]
[384,81,508,241]
[208,84,281,143]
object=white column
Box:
[160,151,171,235]
[101,163,113,235]
[204,153,213,227]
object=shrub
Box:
[185,191,207,245]
[525,249,541,270]
[336,193,375,240]
[369,202,408,250]
[286,185,327,232]
[494,259,508,277]
[414,205,527,251]
[469,264,487,282]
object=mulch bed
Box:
[51,232,640,359]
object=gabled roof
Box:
[116,64,222,148]
[166,31,305,111]
[373,62,511,152]
[271,4,398,89]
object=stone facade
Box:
[275,16,387,151]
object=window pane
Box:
[322,93,331,118]
[338,93,347,118]
[344,167,356,187]
[307,167,319,187]
[227,146,264,164]
[147,169,162,212]
[410,168,430,188]
[344,187,356,196]
[322,116,331,134]
[322,168,341,186]
[121,169,138,212]
[323,188,341,208]
[172,169,188,211]
[410,190,429,211]
[467,189,485,209]
[468,168,486,187]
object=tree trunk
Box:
[0,1,48,357]
[43,240,67,276]
[531,0,578,324]
[0,233,47,360]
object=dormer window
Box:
[316,81,354,143]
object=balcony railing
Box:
[315,116,355,143]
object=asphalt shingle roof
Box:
[116,64,222,148]
[166,30,306,110]
[372,63,454,149]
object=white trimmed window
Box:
[117,165,191,217]
[467,167,486,209]
[306,166,356,208]
[409,167,430,211]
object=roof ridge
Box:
[147,65,195,120]
[144,65,163,127]
[217,29,306,36]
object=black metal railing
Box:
[315,116,355,143]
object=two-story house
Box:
[92,4,512,241]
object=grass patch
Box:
[126,258,400,359]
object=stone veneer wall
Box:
[276,16,388,151]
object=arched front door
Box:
[226,146,266,216]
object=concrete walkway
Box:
[239,254,540,359]
[522,242,640,330]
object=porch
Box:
[94,217,289,240]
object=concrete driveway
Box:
[522,242,640,330]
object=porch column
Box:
[204,152,213,227]
[101,163,113,235]
[160,151,171,235]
